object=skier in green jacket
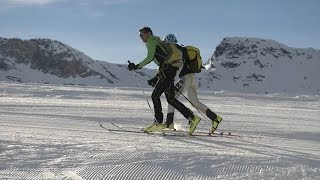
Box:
[128,27,201,135]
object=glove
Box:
[128,62,138,71]
[147,76,159,87]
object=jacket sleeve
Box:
[136,39,157,69]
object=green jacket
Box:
[136,35,162,69]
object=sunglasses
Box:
[139,32,146,37]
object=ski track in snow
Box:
[0,82,319,180]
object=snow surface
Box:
[0,82,319,179]
[0,62,155,88]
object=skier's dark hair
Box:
[139,27,153,35]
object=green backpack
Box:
[183,46,203,73]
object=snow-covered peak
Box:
[213,37,320,61]
[221,37,287,47]
[0,37,156,86]
[36,39,70,55]
[201,37,320,94]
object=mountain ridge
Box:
[1,36,319,94]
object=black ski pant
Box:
[151,65,193,124]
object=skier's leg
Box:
[165,77,193,120]
[167,78,185,114]
[186,74,223,133]
[165,77,201,135]
[187,82,222,132]
[166,77,187,127]
[143,79,167,132]
[187,74,222,133]
[186,73,209,113]
[186,73,219,119]
[151,79,166,124]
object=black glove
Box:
[128,62,138,71]
[147,76,159,87]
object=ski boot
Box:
[188,115,201,135]
[143,122,164,133]
[210,115,223,134]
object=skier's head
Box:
[139,27,153,43]
[163,34,177,43]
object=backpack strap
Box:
[180,46,189,65]
[154,39,172,65]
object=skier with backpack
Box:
[127,27,201,135]
[148,34,223,134]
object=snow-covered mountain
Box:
[199,37,320,95]
[1,36,319,94]
[0,37,155,87]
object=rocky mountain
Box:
[199,37,320,95]
[0,36,319,95]
[0,37,155,87]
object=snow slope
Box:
[0,82,319,179]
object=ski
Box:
[100,123,238,137]
[161,129,239,137]
[100,124,146,135]
[100,124,192,137]
[110,122,238,137]
[193,131,238,137]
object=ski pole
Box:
[128,61,157,124]
[174,86,212,125]
[132,70,154,113]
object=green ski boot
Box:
[144,122,164,133]
[188,115,201,135]
[210,115,223,134]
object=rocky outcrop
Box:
[0,37,155,87]
[0,38,105,79]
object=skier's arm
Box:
[136,39,157,69]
